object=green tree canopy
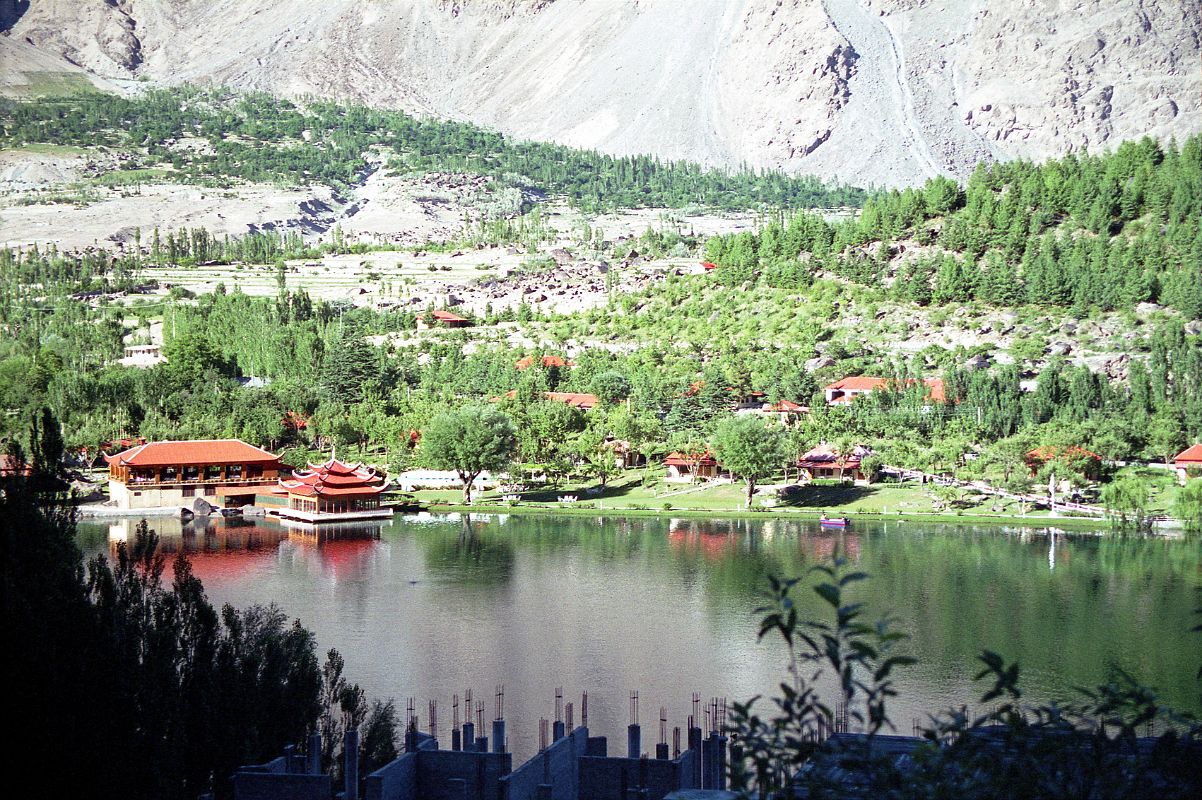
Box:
[420,404,517,503]
[710,415,786,506]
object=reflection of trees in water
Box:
[855,526,1202,715]
[419,515,516,586]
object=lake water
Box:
[77,513,1202,760]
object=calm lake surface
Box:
[77,514,1202,760]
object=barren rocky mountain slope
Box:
[2,0,1199,188]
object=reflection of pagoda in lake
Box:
[105,516,386,583]
[267,457,392,523]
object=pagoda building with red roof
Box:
[270,456,392,523]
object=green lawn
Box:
[1109,465,1183,515]
[410,470,1094,525]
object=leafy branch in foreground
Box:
[727,558,914,798]
[729,560,1202,799]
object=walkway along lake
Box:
[78,514,1202,760]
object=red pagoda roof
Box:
[278,457,390,497]
[104,439,281,467]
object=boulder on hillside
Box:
[806,355,836,371]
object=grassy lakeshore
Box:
[405,474,1114,530]
[415,502,1112,530]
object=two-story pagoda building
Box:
[104,439,283,510]
[270,457,392,523]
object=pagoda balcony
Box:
[123,475,279,488]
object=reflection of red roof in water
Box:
[309,537,377,580]
[668,528,737,562]
[799,530,860,561]
[170,547,280,586]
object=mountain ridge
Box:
[2,0,1199,188]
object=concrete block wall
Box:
[499,727,589,800]
[231,772,331,800]
[577,750,697,800]
[364,752,417,800]
[416,749,513,800]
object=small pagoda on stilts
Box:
[270,455,392,523]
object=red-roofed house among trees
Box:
[746,399,810,424]
[500,390,599,410]
[1174,443,1202,484]
[824,377,946,406]
[664,452,722,482]
[104,439,283,510]
[797,443,873,484]
[269,456,391,522]
[1025,445,1102,481]
[417,310,472,329]
[515,355,575,370]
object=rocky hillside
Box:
[2,0,1198,188]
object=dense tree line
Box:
[1,456,398,799]
[704,137,1202,316]
[0,87,866,211]
[3,268,1199,488]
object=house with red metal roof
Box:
[664,451,722,482]
[515,355,575,370]
[270,456,391,522]
[104,439,283,510]
[743,399,810,424]
[824,376,946,406]
[499,390,599,410]
[1173,443,1202,484]
[796,443,873,484]
[417,309,472,329]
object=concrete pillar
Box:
[552,720,565,742]
[655,743,669,760]
[701,735,716,789]
[462,722,474,752]
[716,735,728,790]
[452,728,462,751]
[308,732,322,775]
[627,724,641,759]
[492,719,506,753]
[688,727,702,787]
[344,728,360,800]
[476,736,488,752]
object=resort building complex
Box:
[104,439,284,510]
